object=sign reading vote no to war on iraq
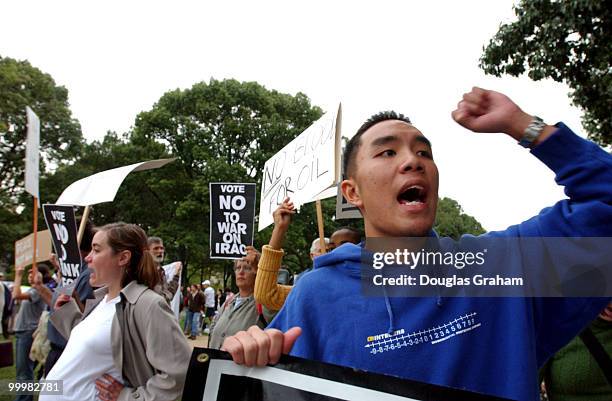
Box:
[43,204,82,285]
[209,183,256,259]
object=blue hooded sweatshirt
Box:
[269,123,612,401]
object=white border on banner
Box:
[209,182,257,260]
[202,360,418,401]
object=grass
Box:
[0,337,16,401]
[0,337,45,401]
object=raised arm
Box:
[254,198,295,310]
[11,266,30,301]
[451,86,556,146]
[453,87,612,237]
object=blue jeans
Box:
[190,312,201,337]
[15,330,35,401]
[184,310,193,332]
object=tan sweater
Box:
[254,245,293,310]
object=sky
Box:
[1,0,587,231]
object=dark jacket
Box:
[187,290,205,312]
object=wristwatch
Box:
[518,116,546,148]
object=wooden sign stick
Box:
[316,199,326,254]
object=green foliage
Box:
[1,70,486,286]
[480,0,611,147]
[105,78,322,283]
[434,197,486,240]
[0,55,84,203]
[0,56,83,272]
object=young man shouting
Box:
[221,87,612,401]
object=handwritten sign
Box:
[210,183,256,259]
[43,204,82,285]
[14,230,52,270]
[258,105,342,231]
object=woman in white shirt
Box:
[42,223,191,401]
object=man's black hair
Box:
[78,219,96,253]
[343,111,412,179]
[332,226,362,244]
[36,263,52,284]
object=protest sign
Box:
[14,230,52,270]
[25,106,40,199]
[210,183,256,259]
[163,262,182,318]
[182,348,510,401]
[43,204,82,285]
[258,105,342,231]
[55,158,175,206]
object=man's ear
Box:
[341,178,363,209]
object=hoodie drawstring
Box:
[382,287,396,334]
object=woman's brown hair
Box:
[99,222,160,289]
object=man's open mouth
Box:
[397,185,427,205]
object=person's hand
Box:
[222,325,302,367]
[95,374,124,401]
[54,294,71,310]
[49,253,60,271]
[273,197,295,233]
[15,266,25,278]
[175,261,183,275]
[452,87,533,140]
[245,246,261,268]
[269,198,296,249]
[30,270,43,288]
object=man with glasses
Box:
[208,255,267,349]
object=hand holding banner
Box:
[182,348,511,401]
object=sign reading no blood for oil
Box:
[258,104,342,231]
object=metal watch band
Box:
[518,116,546,148]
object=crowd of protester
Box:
[1,87,610,401]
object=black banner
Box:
[182,348,510,401]
[43,204,82,285]
[209,183,256,259]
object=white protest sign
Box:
[258,104,342,231]
[163,262,182,319]
[56,158,175,206]
[25,106,40,199]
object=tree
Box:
[434,197,485,240]
[130,78,324,282]
[479,0,611,147]
[0,56,84,204]
[0,56,83,272]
